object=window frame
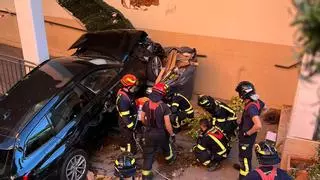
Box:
[24,116,55,157]
[80,68,119,94]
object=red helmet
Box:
[120,74,138,87]
[152,82,168,96]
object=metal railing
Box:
[0,54,37,95]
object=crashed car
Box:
[0,30,163,180]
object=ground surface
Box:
[88,103,278,180]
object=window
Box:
[25,117,54,156]
[48,87,89,132]
[81,69,117,93]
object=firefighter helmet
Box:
[152,82,168,96]
[255,141,280,165]
[114,152,137,178]
[120,74,138,87]
[235,81,256,100]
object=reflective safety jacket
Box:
[116,89,137,129]
[168,93,194,118]
[205,100,238,137]
[195,127,230,160]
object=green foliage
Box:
[308,145,320,179]
[292,0,320,77]
[187,113,212,139]
[57,0,134,32]
[228,96,244,114]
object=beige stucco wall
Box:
[0,0,299,108]
[1,0,295,46]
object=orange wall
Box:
[0,0,299,107]
[106,0,295,46]
[1,0,295,45]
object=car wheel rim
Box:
[66,154,87,180]
[152,57,162,76]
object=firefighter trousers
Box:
[142,129,175,177]
[119,123,137,154]
[238,133,257,179]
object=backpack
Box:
[255,167,277,180]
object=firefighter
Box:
[198,95,238,138]
[234,81,265,179]
[193,118,231,171]
[166,90,194,133]
[244,141,292,180]
[116,74,139,154]
[140,82,176,180]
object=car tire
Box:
[147,56,163,82]
[60,149,88,180]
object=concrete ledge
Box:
[276,105,292,152]
[281,136,320,170]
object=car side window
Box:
[81,69,118,94]
[48,86,89,132]
[25,117,54,156]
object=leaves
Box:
[57,0,134,32]
[228,96,244,114]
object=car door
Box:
[18,116,58,178]
[78,68,119,142]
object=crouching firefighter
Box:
[140,82,176,180]
[198,95,238,138]
[193,118,231,171]
[244,141,292,180]
[116,74,139,154]
[166,90,194,133]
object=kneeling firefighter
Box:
[166,90,194,133]
[244,141,291,180]
[193,118,231,171]
[116,74,139,154]
[198,95,238,138]
[140,82,176,180]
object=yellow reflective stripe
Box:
[120,147,126,152]
[241,146,247,150]
[220,104,235,114]
[196,144,206,151]
[172,116,180,128]
[186,109,194,114]
[120,110,130,116]
[200,99,208,105]
[186,106,193,112]
[216,118,226,122]
[131,158,136,165]
[203,160,211,166]
[212,118,216,125]
[142,170,151,176]
[115,160,119,165]
[127,122,134,129]
[208,134,226,155]
[227,116,238,121]
[172,103,179,107]
[127,143,131,152]
[255,144,266,155]
[240,158,250,176]
[165,144,173,160]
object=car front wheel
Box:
[60,149,88,180]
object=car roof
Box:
[0,56,121,137]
